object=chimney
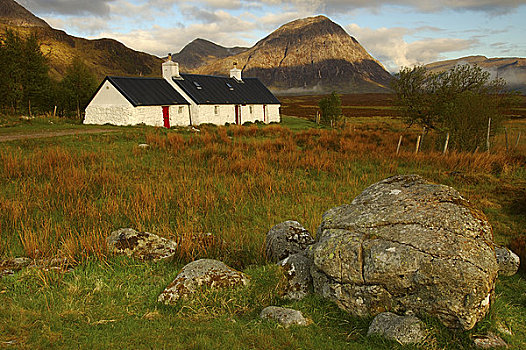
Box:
[162,53,180,80]
[229,62,242,81]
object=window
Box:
[226,83,234,90]
[193,81,202,90]
[178,106,184,114]
[249,106,253,114]
[214,106,219,115]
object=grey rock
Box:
[495,246,520,276]
[260,306,308,327]
[265,221,314,262]
[473,332,508,348]
[279,251,313,300]
[0,257,31,276]
[107,228,177,261]
[368,312,426,345]
[158,259,249,304]
[311,175,499,330]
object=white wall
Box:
[191,104,280,125]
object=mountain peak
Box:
[0,0,50,28]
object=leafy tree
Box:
[58,57,98,118]
[392,64,516,151]
[318,91,342,126]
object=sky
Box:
[16,0,526,72]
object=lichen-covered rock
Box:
[107,228,177,261]
[311,175,499,330]
[265,221,314,262]
[367,312,426,345]
[495,246,520,276]
[158,259,249,304]
[473,332,508,349]
[279,251,313,300]
[260,306,308,327]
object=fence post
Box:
[443,132,450,155]
[396,135,403,155]
[515,131,521,149]
[415,135,421,154]
[486,117,491,153]
[504,127,509,151]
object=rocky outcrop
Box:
[265,221,314,262]
[367,312,426,345]
[158,259,249,304]
[107,228,177,261]
[0,0,50,27]
[495,246,520,276]
[260,306,308,327]
[196,16,393,93]
[311,175,499,330]
[279,251,313,300]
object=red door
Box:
[235,105,241,125]
[162,106,170,128]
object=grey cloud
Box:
[18,0,114,16]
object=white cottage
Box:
[84,57,281,127]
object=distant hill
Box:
[426,56,526,93]
[194,16,393,94]
[0,0,162,80]
[172,38,248,71]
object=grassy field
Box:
[1,95,525,349]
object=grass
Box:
[1,95,525,349]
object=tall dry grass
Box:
[0,124,523,266]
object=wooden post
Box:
[28,99,31,117]
[504,127,509,151]
[515,131,521,149]
[53,105,57,118]
[316,111,320,125]
[396,135,403,155]
[415,135,421,154]
[486,117,491,153]
[443,132,450,155]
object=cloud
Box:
[346,24,477,71]
[18,0,114,16]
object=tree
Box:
[392,64,516,151]
[58,57,98,118]
[0,29,51,115]
[318,91,342,126]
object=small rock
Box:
[0,257,31,276]
[473,332,508,348]
[260,306,308,327]
[158,259,249,305]
[265,221,314,262]
[495,246,520,276]
[107,228,177,261]
[138,143,149,149]
[368,312,426,345]
[279,251,313,300]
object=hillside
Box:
[426,56,526,93]
[0,0,162,80]
[172,38,248,71]
[194,16,393,94]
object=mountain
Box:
[426,56,526,93]
[172,38,248,71]
[0,0,162,80]
[0,0,49,27]
[194,16,393,94]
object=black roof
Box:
[173,74,280,105]
[105,76,189,106]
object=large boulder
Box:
[107,228,177,261]
[158,259,249,304]
[265,221,314,262]
[367,312,426,345]
[311,175,499,330]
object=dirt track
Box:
[0,128,118,142]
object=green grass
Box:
[0,113,525,349]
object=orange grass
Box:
[0,123,524,266]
